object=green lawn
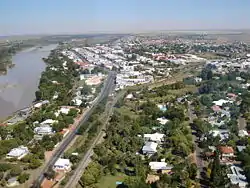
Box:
[116,106,138,119]
[167,85,197,96]
[150,94,176,103]
[96,174,127,188]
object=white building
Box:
[72,98,82,106]
[194,77,202,83]
[53,92,59,100]
[80,74,85,81]
[149,162,173,171]
[53,158,72,172]
[210,129,230,141]
[55,107,70,117]
[34,125,53,135]
[238,130,248,137]
[144,133,165,143]
[126,93,134,99]
[40,119,58,125]
[6,146,29,160]
[34,100,49,108]
[157,117,169,125]
[213,99,233,106]
[142,142,158,155]
[227,165,248,188]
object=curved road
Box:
[31,71,115,188]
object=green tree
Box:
[0,163,12,172]
[187,163,197,180]
[44,169,56,180]
[10,166,22,176]
[241,92,250,113]
[68,108,78,117]
[192,118,211,138]
[210,151,223,187]
[0,127,8,140]
[69,155,80,164]
[0,172,3,181]
[29,158,42,169]
[80,162,103,187]
[18,173,30,184]
[63,116,74,125]
[200,95,212,106]
[81,84,92,96]
[123,176,150,188]
[35,91,42,101]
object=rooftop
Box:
[144,133,165,142]
[219,146,234,154]
[149,162,173,171]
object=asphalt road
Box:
[187,102,204,180]
[64,89,126,188]
[31,71,115,188]
[238,116,246,130]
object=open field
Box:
[198,53,225,60]
[149,72,189,89]
[95,174,127,188]
[167,85,198,95]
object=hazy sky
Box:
[0,0,250,35]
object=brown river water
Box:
[0,44,57,119]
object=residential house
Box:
[53,158,72,172]
[125,93,134,100]
[6,146,29,160]
[34,125,53,136]
[34,100,50,108]
[219,146,235,164]
[238,130,248,137]
[40,119,58,125]
[18,107,32,117]
[55,107,70,117]
[157,117,169,125]
[144,133,165,143]
[142,142,158,155]
[194,77,202,83]
[220,110,231,118]
[71,98,82,106]
[227,165,248,188]
[149,162,173,173]
[7,177,18,187]
[211,105,222,112]
[210,129,229,141]
[213,99,233,107]
[236,77,244,81]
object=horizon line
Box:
[1,28,250,38]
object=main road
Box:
[64,89,126,188]
[31,71,116,188]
